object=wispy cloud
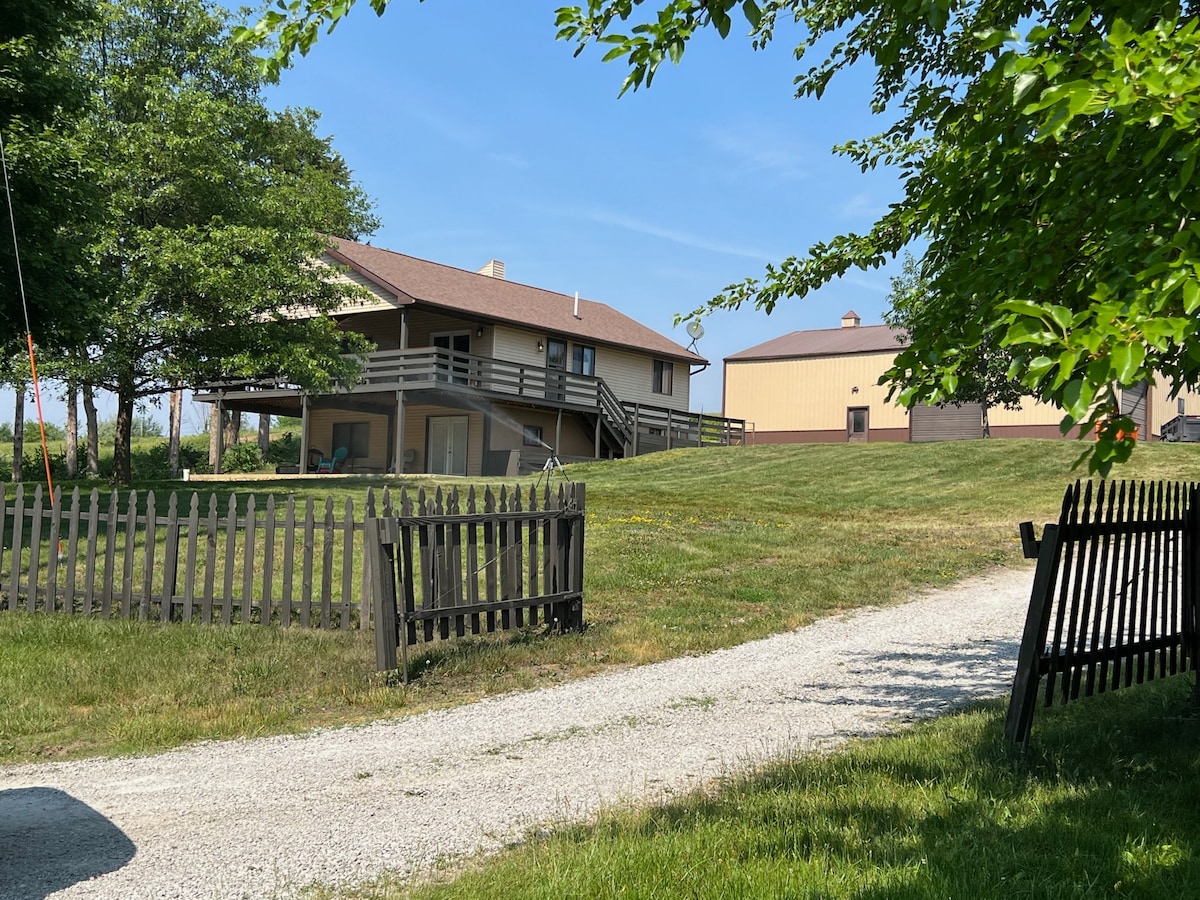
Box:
[837,192,888,222]
[486,151,529,168]
[583,209,779,262]
[701,123,810,182]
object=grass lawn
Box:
[2,439,1198,767]
[323,679,1200,900]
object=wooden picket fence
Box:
[368,482,586,677]
[0,483,398,628]
[1005,480,1200,744]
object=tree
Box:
[242,0,1200,473]
[1,0,99,358]
[77,0,379,485]
[883,253,1026,438]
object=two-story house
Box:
[197,238,744,475]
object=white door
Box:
[428,415,468,475]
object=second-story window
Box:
[653,360,673,395]
[572,344,595,376]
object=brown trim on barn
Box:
[988,424,1083,440]
[747,427,910,445]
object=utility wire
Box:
[1,127,58,496]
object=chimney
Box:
[477,259,505,280]
[841,310,861,328]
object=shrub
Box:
[220,443,264,474]
[266,432,301,465]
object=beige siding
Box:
[493,326,689,410]
[486,405,594,458]
[986,398,1066,428]
[597,345,690,412]
[724,353,907,432]
[493,325,544,367]
[320,253,399,316]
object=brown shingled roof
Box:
[725,323,909,362]
[325,238,705,364]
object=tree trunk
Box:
[258,413,270,454]
[112,380,135,486]
[168,387,182,477]
[209,403,220,467]
[83,381,100,476]
[12,379,24,483]
[65,379,79,478]
[981,402,991,439]
[222,409,241,448]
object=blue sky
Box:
[6,1,908,432]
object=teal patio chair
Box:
[315,446,348,474]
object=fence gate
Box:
[1005,480,1200,744]
[367,482,585,677]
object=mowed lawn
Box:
[3,439,1199,764]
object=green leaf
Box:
[1012,72,1039,106]
[742,0,762,30]
[1110,341,1146,384]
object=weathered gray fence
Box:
[0,484,391,627]
[1006,480,1199,744]
[368,482,586,677]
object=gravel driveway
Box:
[0,566,1033,899]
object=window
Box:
[546,338,567,369]
[572,344,595,376]
[332,422,370,460]
[653,360,673,395]
[522,425,544,447]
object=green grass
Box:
[317,679,1200,899]
[2,439,1199,766]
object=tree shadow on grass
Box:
[0,787,136,900]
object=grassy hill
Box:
[2,439,1199,764]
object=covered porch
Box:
[195,347,745,477]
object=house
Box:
[723,311,1200,443]
[196,238,744,476]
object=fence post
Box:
[1004,522,1063,745]
[1187,485,1200,699]
[567,483,585,631]
[368,516,400,674]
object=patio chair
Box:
[315,446,348,474]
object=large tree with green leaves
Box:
[77,0,378,485]
[1,0,98,355]
[241,0,1200,472]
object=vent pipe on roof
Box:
[477,259,505,280]
[841,310,861,328]
[573,291,580,319]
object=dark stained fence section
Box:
[0,484,404,629]
[368,482,585,676]
[1005,480,1198,744]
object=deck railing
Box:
[198,348,742,455]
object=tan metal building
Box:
[724,312,1200,443]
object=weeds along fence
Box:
[1005,479,1199,745]
[369,482,585,677]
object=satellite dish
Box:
[686,321,705,341]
